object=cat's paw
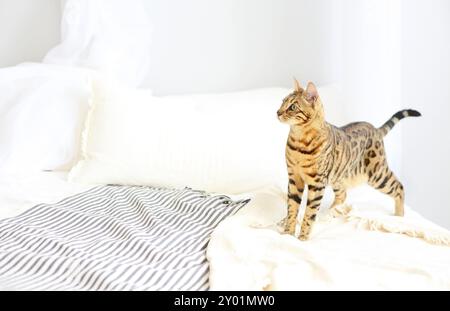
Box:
[329,204,352,218]
[283,228,296,236]
[277,217,286,227]
[276,217,288,232]
[298,234,309,241]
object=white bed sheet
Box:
[1,172,449,290]
[0,172,92,220]
[208,185,450,290]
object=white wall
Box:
[401,0,450,229]
[0,0,61,68]
[143,0,336,95]
[332,0,403,175]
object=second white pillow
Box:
[69,80,290,194]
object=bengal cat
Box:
[277,79,421,241]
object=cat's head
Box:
[277,79,323,126]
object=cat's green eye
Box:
[289,104,297,111]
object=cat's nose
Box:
[277,110,282,117]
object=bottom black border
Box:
[0,290,447,310]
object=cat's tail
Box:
[378,109,422,136]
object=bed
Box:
[1,171,449,291]
[1,82,449,291]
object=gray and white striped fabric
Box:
[0,185,249,290]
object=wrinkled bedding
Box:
[208,186,450,290]
[0,183,247,290]
[1,172,449,290]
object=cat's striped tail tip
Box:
[406,109,422,117]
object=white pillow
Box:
[0,63,93,174]
[69,80,290,193]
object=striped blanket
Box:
[0,185,249,290]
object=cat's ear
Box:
[293,77,303,92]
[305,82,318,103]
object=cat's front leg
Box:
[299,184,325,240]
[284,175,305,235]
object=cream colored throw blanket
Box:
[207,185,450,290]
